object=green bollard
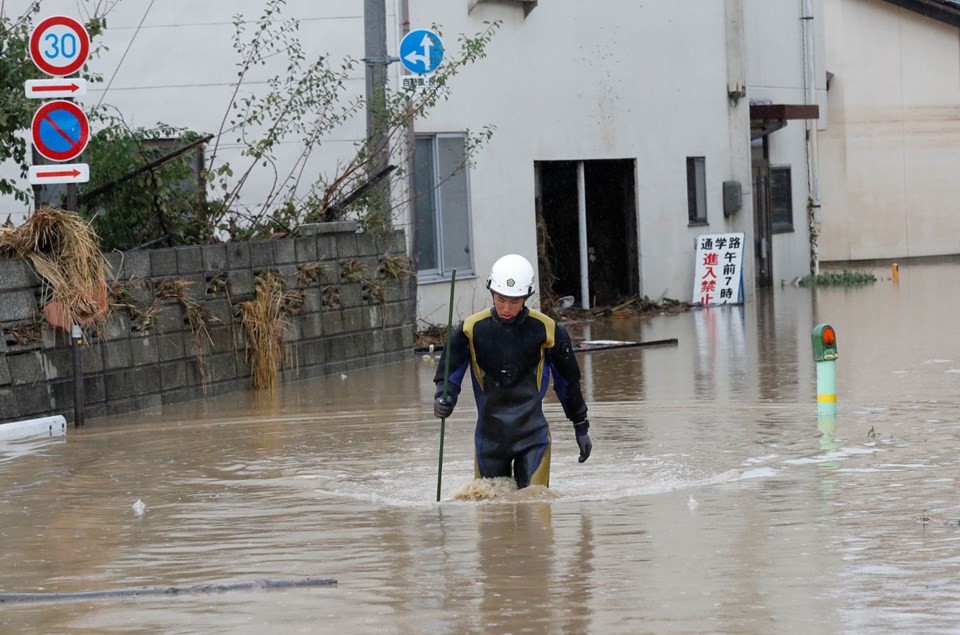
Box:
[811,324,838,417]
[817,415,840,451]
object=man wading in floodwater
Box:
[432,254,592,488]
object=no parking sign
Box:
[26,15,91,185]
[31,100,90,162]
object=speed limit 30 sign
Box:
[26,15,92,186]
[29,15,90,77]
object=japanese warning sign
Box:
[692,232,745,306]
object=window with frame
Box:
[414,134,473,277]
[770,165,794,232]
[686,156,707,224]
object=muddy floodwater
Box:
[3,262,960,634]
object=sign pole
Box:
[66,183,77,212]
[71,325,85,428]
[26,14,92,428]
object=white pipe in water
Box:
[0,415,67,442]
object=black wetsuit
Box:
[434,306,588,488]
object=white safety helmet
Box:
[486,254,536,298]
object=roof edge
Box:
[749,104,820,121]
[877,0,960,28]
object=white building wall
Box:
[820,0,960,261]
[415,0,753,322]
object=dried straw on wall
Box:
[239,271,301,390]
[155,279,215,388]
[0,207,107,328]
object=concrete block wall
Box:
[0,223,415,424]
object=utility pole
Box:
[399,0,419,271]
[802,0,822,275]
[364,0,391,225]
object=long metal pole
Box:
[802,0,822,275]
[436,270,457,502]
[66,186,85,428]
[577,161,590,309]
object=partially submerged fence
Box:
[0,222,415,424]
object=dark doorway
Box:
[536,159,639,307]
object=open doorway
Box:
[535,159,639,308]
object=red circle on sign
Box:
[31,100,90,162]
[29,15,90,77]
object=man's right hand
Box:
[434,398,454,419]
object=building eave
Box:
[878,0,960,28]
[749,103,820,122]
[749,103,820,140]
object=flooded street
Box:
[3,262,960,634]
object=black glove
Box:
[574,419,592,463]
[434,397,454,419]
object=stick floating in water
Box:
[0,577,337,603]
[576,339,678,352]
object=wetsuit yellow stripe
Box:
[462,311,487,390]
[528,430,551,487]
[527,309,555,393]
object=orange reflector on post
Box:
[821,326,836,347]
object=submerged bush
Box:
[797,270,877,287]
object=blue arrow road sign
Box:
[399,29,444,75]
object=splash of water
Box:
[449,477,559,502]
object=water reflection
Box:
[2,263,960,633]
[475,503,556,632]
[692,305,749,400]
